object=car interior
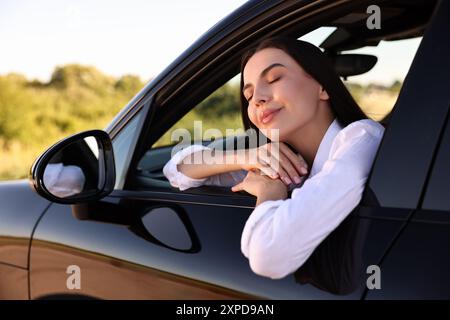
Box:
[129,0,438,196]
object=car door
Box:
[366,112,450,299]
[28,0,443,299]
[364,0,450,299]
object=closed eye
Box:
[245,78,279,102]
[268,76,281,84]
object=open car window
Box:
[133,78,248,192]
[341,37,422,122]
[299,27,422,122]
[153,76,244,149]
[130,1,434,195]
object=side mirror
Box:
[331,53,378,77]
[29,130,115,204]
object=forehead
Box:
[243,47,297,81]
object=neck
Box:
[284,104,335,168]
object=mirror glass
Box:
[42,136,103,199]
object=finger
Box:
[264,143,295,184]
[250,168,260,174]
[253,152,278,178]
[279,142,306,172]
[258,143,299,184]
[265,157,291,185]
[231,182,243,192]
[245,148,259,169]
[258,165,279,179]
[277,152,300,185]
[279,143,308,175]
[256,144,272,167]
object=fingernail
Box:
[294,176,301,184]
[301,167,308,175]
[283,177,292,185]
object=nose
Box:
[253,83,271,107]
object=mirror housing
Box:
[29,130,115,204]
[331,53,378,77]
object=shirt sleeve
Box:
[43,163,86,198]
[240,121,384,279]
[162,144,247,191]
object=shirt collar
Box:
[308,118,343,178]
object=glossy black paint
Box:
[0,181,49,268]
[367,0,450,209]
[29,195,406,299]
[422,112,450,211]
[366,210,450,299]
[1,0,449,299]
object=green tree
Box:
[0,65,147,180]
[389,80,402,93]
[196,82,240,117]
[49,64,115,94]
[0,78,31,147]
[115,75,144,93]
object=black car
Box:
[1,0,449,299]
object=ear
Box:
[319,86,329,101]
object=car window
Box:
[152,76,244,148]
[342,38,422,122]
[299,27,423,122]
[131,78,247,191]
[132,1,433,195]
[112,109,145,189]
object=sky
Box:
[0,0,421,85]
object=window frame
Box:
[110,96,153,190]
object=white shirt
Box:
[43,163,86,198]
[163,118,385,279]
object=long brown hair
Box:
[240,37,367,131]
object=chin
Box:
[260,126,288,142]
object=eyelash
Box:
[245,76,281,102]
[268,77,280,83]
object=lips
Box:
[260,108,282,124]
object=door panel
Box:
[30,195,406,299]
[0,181,50,268]
[0,264,28,300]
[30,202,256,299]
[366,0,450,299]
[365,211,450,299]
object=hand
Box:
[231,169,288,205]
[237,142,308,186]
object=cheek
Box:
[283,81,320,114]
[247,105,258,125]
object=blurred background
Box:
[0,0,421,180]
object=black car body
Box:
[1,0,450,299]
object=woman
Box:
[163,37,384,279]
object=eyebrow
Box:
[243,63,286,93]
